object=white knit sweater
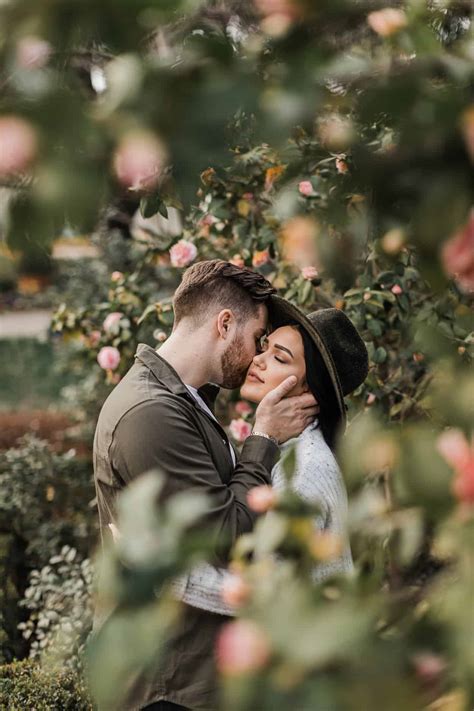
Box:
[171,422,354,615]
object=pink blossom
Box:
[89,330,101,348]
[235,401,253,417]
[229,418,252,443]
[154,330,168,343]
[366,393,376,406]
[16,36,51,69]
[0,116,38,177]
[103,311,124,333]
[229,254,245,268]
[199,214,218,227]
[367,8,408,37]
[111,271,124,282]
[216,620,270,676]
[97,346,121,371]
[441,210,474,293]
[411,652,447,685]
[301,266,319,281]
[221,574,251,608]
[298,180,314,196]
[252,249,271,268]
[242,192,254,200]
[169,240,198,268]
[391,284,403,295]
[437,429,474,505]
[247,485,277,513]
[113,131,165,191]
[335,157,349,174]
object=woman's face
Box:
[240,325,308,403]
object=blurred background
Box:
[0,1,473,709]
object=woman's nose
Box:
[253,352,266,368]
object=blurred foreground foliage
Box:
[0,0,473,709]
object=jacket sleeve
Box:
[110,397,279,565]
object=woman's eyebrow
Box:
[274,343,293,358]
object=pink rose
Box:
[216,620,270,676]
[221,574,251,608]
[229,418,252,443]
[335,157,349,174]
[235,401,253,417]
[154,329,168,343]
[0,116,38,177]
[111,271,124,282]
[16,36,51,69]
[89,330,101,348]
[199,214,218,227]
[97,346,121,371]
[169,240,198,268]
[437,429,474,506]
[103,311,124,333]
[252,249,271,268]
[391,284,403,295]
[367,8,408,37]
[301,266,319,281]
[247,485,277,513]
[229,254,245,268]
[411,652,447,685]
[441,210,474,293]
[298,180,314,197]
[113,131,165,191]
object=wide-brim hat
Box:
[268,295,369,428]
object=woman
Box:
[175,298,369,614]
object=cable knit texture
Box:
[170,422,354,615]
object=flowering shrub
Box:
[0,1,473,709]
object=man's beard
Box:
[220,333,251,389]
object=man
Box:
[93,259,318,711]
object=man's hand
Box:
[253,375,319,444]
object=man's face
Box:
[220,304,268,389]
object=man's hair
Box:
[173,259,276,326]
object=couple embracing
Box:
[93,259,368,711]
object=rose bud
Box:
[221,574,251,608]
[113,130,166,191]
[0,116,38,177]
[216,620,270,676]
[298,180,314,196]
[247,485,277,513]
[103,311,124,333]
[229,418,252,443]
[367,8,408,37]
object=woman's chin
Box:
[240,381,262,404]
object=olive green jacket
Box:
[92,343,279,710]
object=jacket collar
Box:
[134,343,220,412]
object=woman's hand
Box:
[253,375,319,444]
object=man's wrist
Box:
[251,429,279,447]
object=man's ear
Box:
[216,309,235,339]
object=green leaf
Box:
[373,347,387,364]
[140,195,165,219]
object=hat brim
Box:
[268,295,347,428]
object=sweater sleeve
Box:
[291,428,354,582]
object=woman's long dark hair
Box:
[272,317,343,451]
[297,325,343,452]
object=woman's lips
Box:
[247,370,264,383]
